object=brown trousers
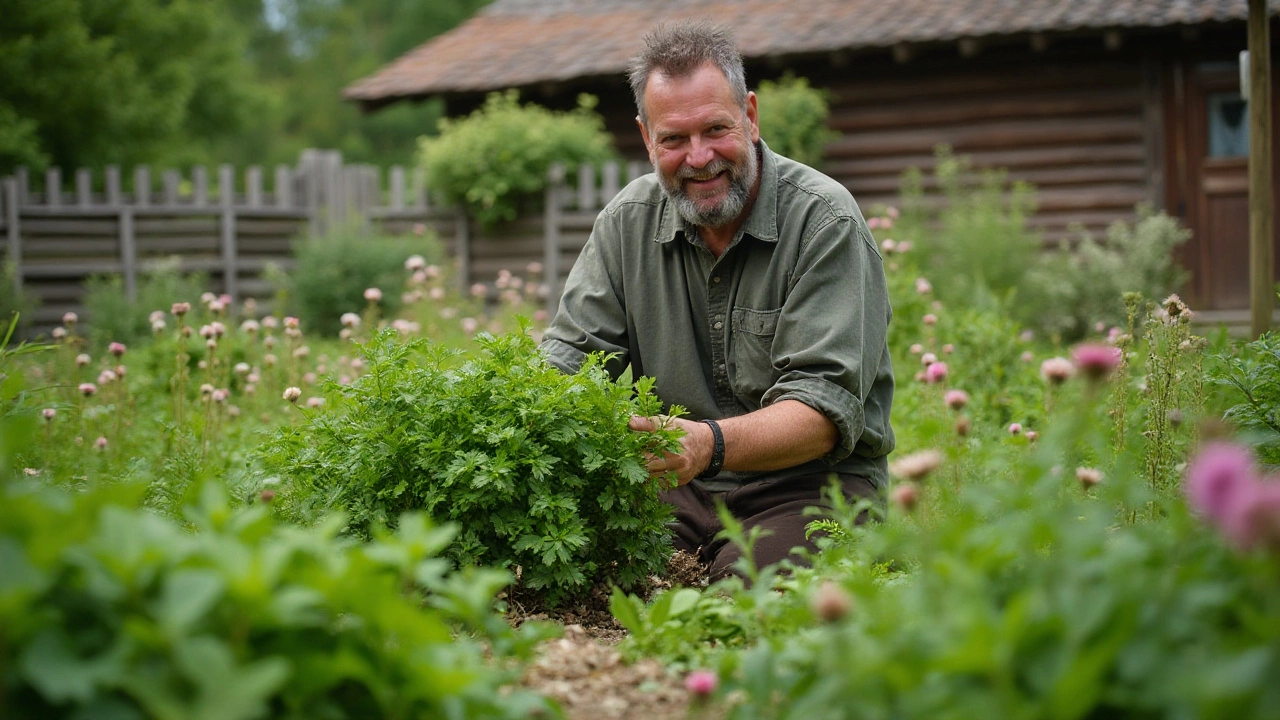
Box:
[658,472,881,580]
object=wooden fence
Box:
[1,151,653,334]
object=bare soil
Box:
[510,551,722,720]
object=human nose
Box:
[686,135,714,168]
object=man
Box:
[540,21,894,579]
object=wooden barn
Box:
[346,0,1280,322]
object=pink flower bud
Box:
[890,483,919,511]
[108,342,127,357]
[62,312,78,326]
[811,581,854,622]
[405,254,426,272]
[1008,423,1022,435]
[1072,344,1122,381]
[75,353,91,367]
[260,489,277,503]
[890,449,944,481]
[42,408,56,421]
[1076,467,1102,488]
[684,670,718,697]
[924,362,948,384]
[922,313,937,326]
[171,302,190,317]
[94,436,107,450]
[283,387,302,403]
[944,389,969,411]
[305,396,324,408]
[78,383,97,397]
[363,287,383,303]
[1040,357,1074,384]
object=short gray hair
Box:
[628,21,748,128]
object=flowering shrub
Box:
[259,327,684,605]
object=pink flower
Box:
[282,387,302,403]
[1185,443,1256,526]
[1040,357,1074,384]
[920,352,938,366]
[470,283,488,298]
[1008,423,1022,435]
[260,489,277,503]
[405,254,426,272]
[1021,351,1034,363]
[924,361,948,384]
[42,408,56,421]
[880,238,897,254]
[62,312,78,326]
[75,353,91,367]
[363,287,382,303]
[1026,430,1039,442]
[526,261,544,276]
[684,670,718,697]
[1076,467,1102,488]
[461,317,479,334]
[942,343,954,354]
[108,342,127,357]
[97,369,116,385]
[211,389,228,403]
[922,313,937,326]
[306,397,324,408]
[171,302,190,317]
[909,343,924,355]
[1072,343,1122,381]
[890,449,944,480]
[811,581,854,622]
[944,389,969,410]
[78,383,97,397]
[915,277,932,295]
[868,217,883,229]
[890,483,919,511]
[94,436,107,450]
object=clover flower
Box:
[1008,423,1022,435]
[1072,344,1122,381]
[811,581,854,622]
[924,361,948,384]
[405,254,426,272]
[684,670,718,697]
[915,277,932,295]
[944,389,969,411]
[94,436,107,450]
[363,287,382,303]
[42,408,56,422]
[63,312,78,326]
[75,353,91,367]
[1076,466,1102,488]
[78,383,97,397]
[282,387,302,403]
[1040,357,1074,384]
[890,449,944,481]
[108,342,127,357]
[171,302,191,317]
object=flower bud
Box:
[811,581,854,622]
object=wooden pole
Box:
[1250,0,1273,338]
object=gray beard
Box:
[656,143,758,229]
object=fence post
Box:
[247,166,263,207]
[193,166,209,207]
[543,164,564,316]
[4,179,21,297]
[455,208,471,294]
[390,166,405,210]
[46,168,61,207]
[135,166,151,206]
[602,161,620,205]
[219,165,238,301]
[105,166,121,205]
[76,169,92,206]
[119,206,136,302]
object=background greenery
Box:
[1,0,493,176]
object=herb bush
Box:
[418,90,616,227]
[289,228,441,337]
[1211,328,1280,465]
[0,480,554,720]
[754,72,838,168]
[259,327,683,604]
[1021,206,1191,341]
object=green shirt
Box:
[541,141,895,490]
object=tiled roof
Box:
[346,0,1274,102]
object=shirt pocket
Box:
[728,307,781,407]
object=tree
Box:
[0,0,273,175]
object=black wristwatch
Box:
[698,419,725,479]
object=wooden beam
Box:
[1249,0,1273,337]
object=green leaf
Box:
[155,570,225,636]
[668,588,702,618]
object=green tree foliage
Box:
[0,0,273,175]
[754,73,838,168]
[419,91,617,226]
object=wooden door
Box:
[1168,60,1280,311]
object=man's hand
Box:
[629,415,713,486]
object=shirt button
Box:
[713,276,722,284]
[713,321,723,330]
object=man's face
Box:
[639,63,760,229]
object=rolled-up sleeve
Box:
[539,209,631,380]
[760,214,891,464]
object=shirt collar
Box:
[653,139,781,245]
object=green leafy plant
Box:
[259,327,683,605]
[0,480,555,720]
[1210,327,1280,465]
[288,229,441,336]
[754,73,838,167]
[1022,207,1191,341]
[418,91,616,227]
[81,258,210,349]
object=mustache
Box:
[675,159,734,182]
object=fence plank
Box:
[219,165,238,300]
[106,166,121,205]
[163,170,180,205]
[627,161,648,184]
[602,161,620,205]
[76,169,92,206]
[16,168,30,206]
[275,165,292,209]
[46,168,61,207]
[5,179,21,295]
[135,166,151,207]
[193,166,209,206]
[577,164,594,211]
[391,166,405,210]
[247,166,263,208]
[544,164,564,315]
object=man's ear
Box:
[745,91,760,143]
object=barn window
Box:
[1208,92,1248,158]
